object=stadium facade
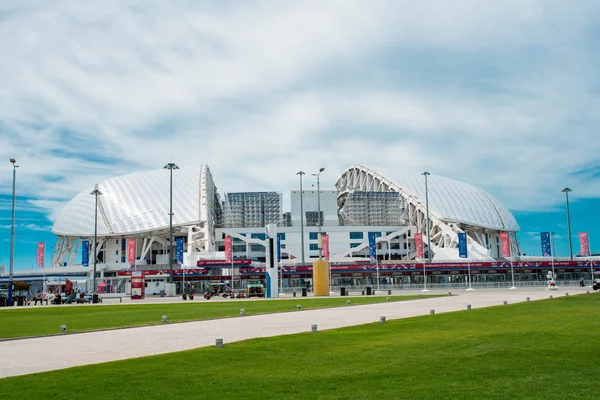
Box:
[46,164,520,273]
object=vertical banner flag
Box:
[176,237,184,264]
[37,242,45,268]
[458,233,468,258]
[224,236,233,263]
[65,279,73,295]
[579,232,590,257]
[368,232,377,262]
[414,233,424,260]
[127,239,136,265]
[121,239,126,263]
[322,233,330,260]
[277,234,281,262]
[82,240,90,267]
[500,231,511,258]
[541,232,552,257]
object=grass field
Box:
[0,295,438,339]
[1,295,599,399]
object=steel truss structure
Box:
[335,165,520,261]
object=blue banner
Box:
[368,232,377,262]
[176,237,184,265]
[541,232,552,257]
[277,235,281,262]
[458,232,468,258]
[82,240,89,267]
[121,239,126,263]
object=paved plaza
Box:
[0,287,591,379]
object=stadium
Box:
[2,164,598,294]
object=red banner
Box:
[127,239,136,265]
[322,234,330,260]
[131,271,145,299]
[500,232,511,257]
[579,232,590,257]
[224,236,233,263]
[414,233,423,259]
[37,242,45,268]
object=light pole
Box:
[297,171,306,264]
[422,172,432,263]
[561,188,573,261]
[312,168,325,260]
[164,163,179,282]
[90,185,102,294]
[8,159,18,306]
[550,231,556,281]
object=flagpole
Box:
[509,259,517,289]
[467,258,473,290]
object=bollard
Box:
[565,293,569,297]
[60,325,67,334]
[467,304,471,310]
[549,295,553,299]
[526,297,530,302]
[386,297,390,302]
[448,292,452,296]
[380,316,386,323]
[297,305,301,310]
[503,301,508,306]
[240,309,245,315]
[162,315,167,323]
[216,338,224,348]
[346,300,350,305]
[430,309,435,315]
[311,324,318,333]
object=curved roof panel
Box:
[52,166,204,236]
[392,173,519,231]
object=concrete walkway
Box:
[0,287,589,379]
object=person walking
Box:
[579,275,585,287]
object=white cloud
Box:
[0,0,599,223]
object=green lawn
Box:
[0,295,437,339]
[1,295,599,399]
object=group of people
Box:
[24,290,50,306]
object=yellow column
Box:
[313,259,329,296]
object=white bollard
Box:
[430,309,435,315]
[346,300,350,305]
[549,295,553,299]
[503,301,508,306]
[380,316,386,323]
[311,324,318,333]
[526,297,530,302]
[216,338,224,348]
[240,309,245,315]
[386,297,390,302]
[297,305,301,310]
[60,325,67,334]
[467,304,471,310]
[162,316,167,323]
[565,293,569,297]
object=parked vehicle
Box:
[593,279,600,291]
[247,284,265,298]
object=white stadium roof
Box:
[52,166,206,236]
[392,173,519,232]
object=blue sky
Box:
[0,1,599,270]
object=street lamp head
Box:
[90,189,103,196]
[296,171,305,176]
[164,163,179,170]
[10,158,16,164]
[319,167,325,173]
[422,171,430,176]
[561,187,572,193]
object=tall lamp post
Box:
[561,188,573,261]
[550,231,556,282]
[8,159,18,306]
[90,185,102,294]
[164,163,179,282]
[297,171,306,264]
[312,168,327,291]
[422,172,432,263]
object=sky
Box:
[0,0,599,271]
